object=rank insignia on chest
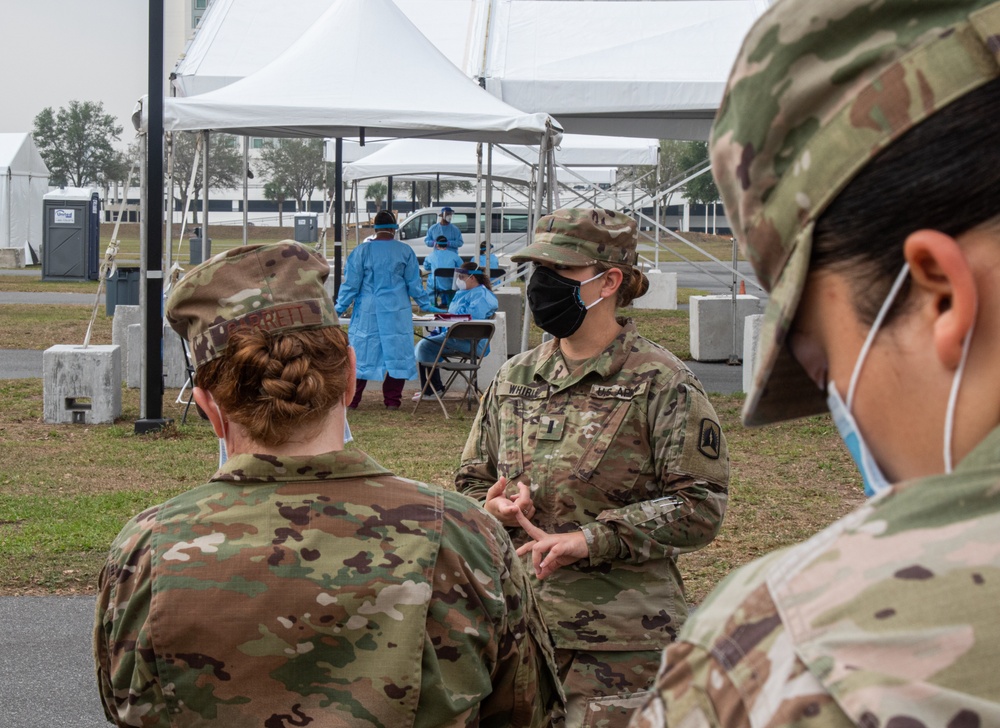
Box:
[537,414,566,441]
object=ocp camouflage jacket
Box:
[457,320,730,651]
[95,449,563,727]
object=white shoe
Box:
[412,390,442,402]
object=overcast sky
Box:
[0,0,150,140]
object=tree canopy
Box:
[256,138,326,211]
[33,100,123,188]
[616,140,719,206]
[170,132,245,223]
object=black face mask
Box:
[526,265,605,339]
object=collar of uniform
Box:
[534,318,637,391]
[210,448,392,483]
[954,423,1000,475]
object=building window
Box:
[252,138,264,149]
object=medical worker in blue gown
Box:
[476,241,502,286]
[413,262,498,401]
[336,210,441,410]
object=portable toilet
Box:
[42,187,101,281]
[294,213,319,243]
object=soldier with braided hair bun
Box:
[94,241,564,727]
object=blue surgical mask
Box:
[826,263,974,496]
[217,410,353,467]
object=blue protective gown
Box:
[424,221,464,251]
[424,248,464,294]
[477,252,502,285]
[336,238,433,381]
[415,285,499,366]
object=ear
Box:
[600,267,624,299]
[345,347,357,406]
[192,387,227,439]
[903,230,977,369]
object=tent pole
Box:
[387,175,393,214]
[484,143,493,279]
[436,173,440,205]
[655,145,661,268]
[136,0,168,434]
[164,132,173,272]
[475,143,482,252]
[201,130,210,262]
[334,138,344,299]
[522,125,550,352]
[242,135,249,245]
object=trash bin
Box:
[106,267,141,317]
[189,236,212,266]
[42,188,101,281]
[294,213,319,243]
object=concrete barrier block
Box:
[0,248,25,269]
[111,305,141,382]
[632,270,677,310]
[493,287,523,356]
[126,324,142,389]
[163,324,189,389]
[742,314,765,393]
[689,294,765,362]
[43,345,122,424]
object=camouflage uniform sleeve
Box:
[481,515,566,726]
[94,514,168,727]
[455,377,503,501]
[581,377,729,566]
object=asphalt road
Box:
[0,596,107,727]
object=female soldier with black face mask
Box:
[456,207,730,727]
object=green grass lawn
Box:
[0,284,861,603]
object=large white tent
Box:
[478,0,770,139]
[0,133,49,263]
[162,0,557,144]
[168,0,766,141]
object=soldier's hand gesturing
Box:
[484,477,535,527]
[515,512,588,580]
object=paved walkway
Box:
[0,596,107,727]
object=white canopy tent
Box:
[344,139,532,184]
[162,0,557,144]
[172,0,480,98]
[0,133,49,263]
[477,0,769,140]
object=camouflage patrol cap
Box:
[712,0,1000,426]
[512,207,638,267]
[166,241,339,368]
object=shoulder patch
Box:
[697,418,722,460]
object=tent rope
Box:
[82,141,142,348]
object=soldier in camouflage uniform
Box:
[630,1,1000,726]
[94,241,564,727]
[456,209,730,727]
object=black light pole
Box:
[136,0,170,434]
[333,138,343,298]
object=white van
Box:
[397,206,531,260]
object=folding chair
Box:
[412,321,495,419]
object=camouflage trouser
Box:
[554,648,662,728]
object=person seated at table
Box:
[424,236,464,307]
[477,241,503,285]
[413,261,498,401]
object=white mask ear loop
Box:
[846,263,911,408]
[943,303,976,472]
[581,270,607,310]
